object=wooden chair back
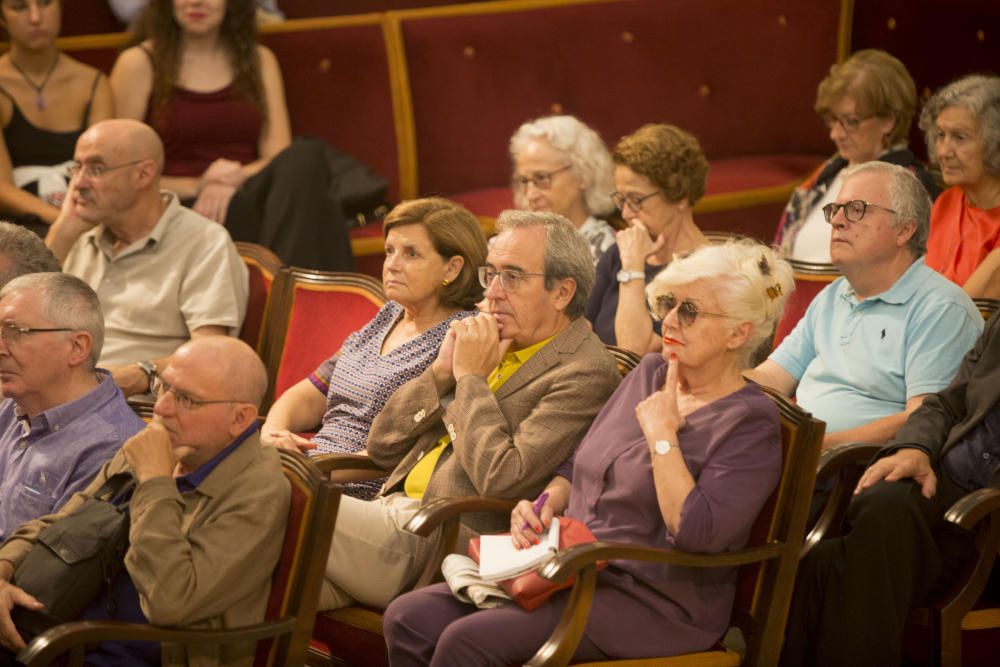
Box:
[258,268,385,412]
[974,298,1000,321]
[605,345,642,377]
[236,242,285,353]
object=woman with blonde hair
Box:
[775,49,937,262]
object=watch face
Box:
[655,439,672,455]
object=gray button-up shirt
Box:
[0,370,146,538]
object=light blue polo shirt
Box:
[770,258,982,433]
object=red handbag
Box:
[468,516,607,611]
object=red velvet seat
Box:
[771,261,840,351]
[257,268,385,412]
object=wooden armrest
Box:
[538,540,785,584]
[404,496,517,537]
[311,453,386,474]
[945,487,1000,531]
[19,617,295,666]
[815,442,882,481]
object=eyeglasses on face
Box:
[0,322,73,345]
[67,159,145,180]
[478,266,547,292]
[650,293,729,327]
[822,113,874,133]
[151,376,236,412]
[512,165,572,192]
[822,200,899,224]
[610,190,661,213]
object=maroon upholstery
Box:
[850,0,1000,162]
[241,262,275,350]
[59,0,124,37]
[399,0,836,199]
[273,284,383,400]
[260,23,400,201]
[772,275,837,351]
[311,608,388,667]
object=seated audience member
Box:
[383,239,794,666]
[0,0,113,235]
[780,312,1000,667]
[748,162,982,448]
[775,49,938,262]
[45,119,248,398]
[0,337,288,664]
[510,115,617,264]
[0,221,60,285]
[110,0,352,271]
[108,0,283,28]
[0,272,144,539]
[262,197,487,499]
[920,74,1000,298]
[317,211,621,611]
[587,123,708,356]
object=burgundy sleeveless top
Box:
[146,84,262,177]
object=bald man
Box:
[0,337,289,666]
[45,119,248,398]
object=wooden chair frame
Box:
[808,442,1000,667]
[17,451,341,667]
[257,268,385,412]
[973,298,1000,321]
[235,241,286,353]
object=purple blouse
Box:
[556,353,782,657]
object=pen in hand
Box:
[520,491,550,531]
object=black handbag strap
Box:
[92,472,136,505]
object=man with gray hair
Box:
[748,161,983,447]
[0,222,60,288]
[317,210,621,611]
[0,272,144,538]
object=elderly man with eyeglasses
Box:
[315,210,621,612]
[0,336,288,666]
[747,161,982,449]
[43,118,247,398]
[0,272,144,541]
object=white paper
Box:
[477,520,560,582]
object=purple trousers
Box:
[383,582,608,667]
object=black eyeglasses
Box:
[512,165,572,192]
[0,322,73,345]
[67,159,145,179]
[822,113,874,133]
[650,293,729,327]
[151,376,237,412]
[822,200,899,224]
[478,266,547,292]
[610,190,661,213]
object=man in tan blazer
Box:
[318,211,621,611]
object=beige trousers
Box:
[318,492,431,610]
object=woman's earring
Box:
[442,278,450,287]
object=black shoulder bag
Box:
[10,472,135,639]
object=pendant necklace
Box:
[9,53,60,111]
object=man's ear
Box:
[895,220,917,249]
[229,403,259,438]
[67,331,94,368]
[133,158,158,190]
[551,277,577,313]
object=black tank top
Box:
[0,70,102,167]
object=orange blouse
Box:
[926,186,1000,285]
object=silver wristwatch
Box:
[654,439,673,456]
[137,359,158,391]
[616,270,645,283]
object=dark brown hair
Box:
[382,198,488,310]
[135,0,265,121]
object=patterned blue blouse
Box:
[307,301,473,499]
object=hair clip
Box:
[758,255,772,276]
[766,283,783,300]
